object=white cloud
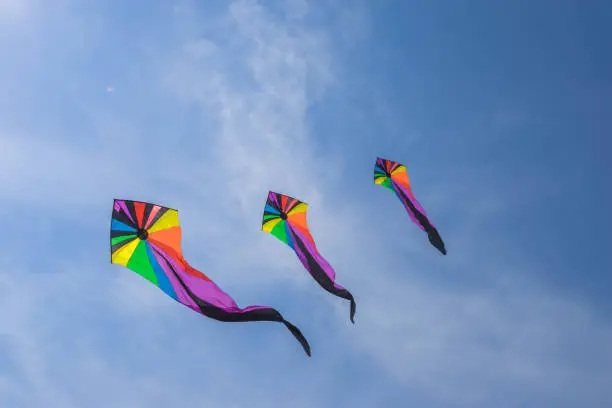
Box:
[158,0,349,285]
[0,2,365,406]
[348,271,612,406]
[0,0,28,20]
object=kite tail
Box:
[332,286,356,323]
[395,186,447,255]
[290,234,357,323]
[281,319,311,357]
[426,226,446,255]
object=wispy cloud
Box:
[159,0,354,286]
[0,0,29,21]
[349,269,612,406]
[0,1,368,406]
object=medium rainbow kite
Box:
[262,192,356,323]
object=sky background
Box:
[1,0,611,407]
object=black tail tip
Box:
[349,297,356,324]
[427,231,446,255]
[303,340,312,356]
[430,241,447,255]
[282,319,311,357]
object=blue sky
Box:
[1,0,611,407]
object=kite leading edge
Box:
[110,199,311,356]
[374,158,446,255]
[261,191,356,323]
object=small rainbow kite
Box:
[374,158,446,255]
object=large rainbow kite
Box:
[110,199,311,356]
[261,191,356,323]
[374,158,446,254]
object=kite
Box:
[110,199,311,356]
[261,192,356,323]
[374,157,446,255]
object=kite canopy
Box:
[110,199,311,356]
[262,191,356,323]
[374,158,446,255]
